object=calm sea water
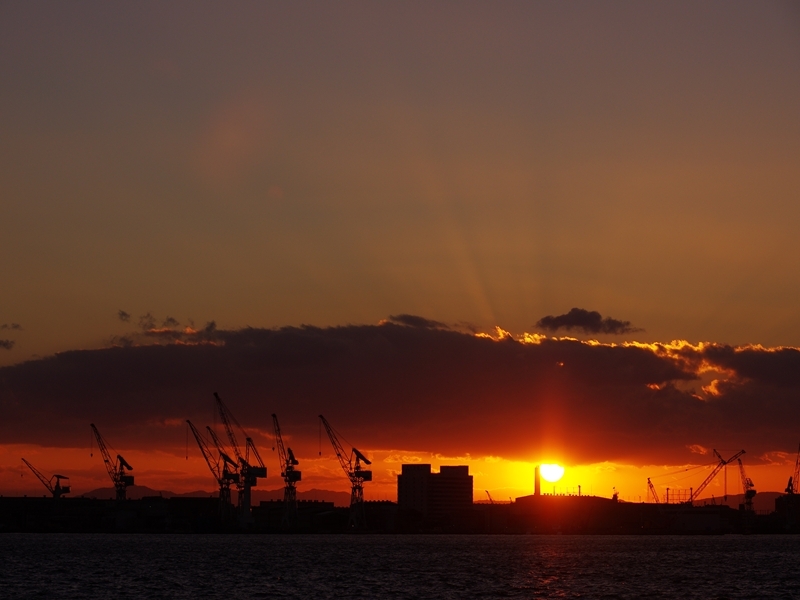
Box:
[1,534,799,599]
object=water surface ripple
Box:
[1,534,798,599]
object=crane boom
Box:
[319,415,372,530]
[246,437,265,468]
[647,478,660,503]
[206,426,238,470]
[22,458,70,498]
[213,393,243,464]
[22,458,53,494]
[90,423,134,501]
[273,414,288,474]
[91,423,116,483]
[690,449,744,504]
[319,415,354,480]
[791,443,800,494]
[187,420,221,481]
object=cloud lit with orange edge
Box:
[2,317,800,501]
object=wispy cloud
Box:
[384,314,448,329]
[109,312,215,347]
[138,313,157,331]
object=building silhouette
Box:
[397,464,473,520]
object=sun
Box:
[540,463,565,483]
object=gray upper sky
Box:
[2,1,799,365]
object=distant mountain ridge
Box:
[694,491,782,513]
[79,486,213,500]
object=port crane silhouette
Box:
[272,413,301,529]
[211,393,266,522]
[737,457,756,512]
[689,449,744,505]
[319,415,372,530]
[21,458,70,498]
[648,449,745,504]
[786,442,800,494]
[186,419,239,517]
[90,423,134,501]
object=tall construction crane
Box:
[272,413,301,528]
[688,449,745,505]
[90,423,134,501]
[21,458,70,499]
[211,393,266,520]
[319,415,372,530]
[737,457,757,512]
[647,478,660,503]
[485,490,495,504]
[786,442,800,494]
[186,420,239,514]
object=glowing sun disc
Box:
[540,464,565,483]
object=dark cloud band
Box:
[0,323,797,466]
[535,308,641,335]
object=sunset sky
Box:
[2,2,799,502]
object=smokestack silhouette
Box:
[534,465,541,496]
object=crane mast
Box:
[319,415,372,530]
[689,449,744,505]
[90,423,134,501]
[187,420,237,515]
[737,458,756,512]
[211,393,266,522]
[273,413,301,528]
[21,458,70,499]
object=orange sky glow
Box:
[4,443,797,505]
[1,3,799,506]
